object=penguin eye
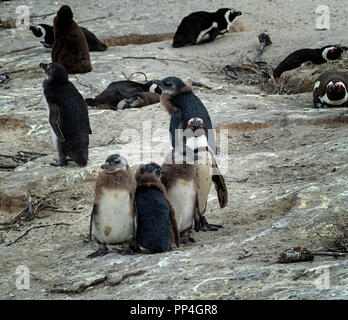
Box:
[188,119,194,125]
[330,47,336,52]
[197,118,203,123]
[328,82,334,88]
[336,83,342,87]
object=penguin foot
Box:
[50,158,68,167]
[180,233,196,244]
[200,216,223,232]
[117,247,135,255]
[86,243,108,258]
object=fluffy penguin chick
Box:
[135,163,180,253]
[40,62,91,167]
[313,71,348,108]
[88,154,138,258]
[161,146,198,244]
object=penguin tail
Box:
[172,34,189,48]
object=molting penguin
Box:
[88,154,138,258]
[184,117,228,232]
[85,80,161,110]
[313,71,348,108]
[40,62,91,167]
[52,5,92,74]
[273,45,344,78]
[30,24,107,51]
[135,162,180,253]
[161,145,199,244]
[173,8,242,48]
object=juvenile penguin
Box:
[161,145,199,243]
[273,45,344,78]
[173,8,242,48]
[88,154,138,258]
[313,71,348,108]
[52,5,92,74]
[184,117,228,232]
[135,163,180,253]
[85,80,161,110]
[40,62,91,167]
[30,24,107,51]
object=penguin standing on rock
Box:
[88,154,138,258]
[184,117,228,232]
[29,24,107,51]
[40,62,91,167]
[273,45,345,78]
[135,163,180,253]
[161,145,199,244]
[85,80,161,110]
[154,76,227,231]
[173,8,242,48]
[313,71,348,108]
[52,5,92,74]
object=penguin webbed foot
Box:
[200,216,223,232]
[86,243,109,258]
[50,158,68,167]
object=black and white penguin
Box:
[154,76,216,154]
[161,145,199,243]
[313,71,348,108]
[40,62,92,167]
[184,117,228,232]
[135,162,180,253]
[173,8,242,48]
[88,154,138,258]
[85,80,161,110]
[29,24,107,51]
[273,45,344,78]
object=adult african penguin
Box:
[184,117,228,232]
[173,8,242,48]
[273,45,345,78]
[135,162,180,253]
[161,145,199,244]
[313,71,348,108]
[29,24,107,51]
[52,5,92,74]
[40,62,91,167]
[85,80,162,110]
[88,154,138,258]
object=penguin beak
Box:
[39,63,49,71]
[235,11,242,16]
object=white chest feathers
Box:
[93,188,134,244]
[167,179,196,232]
[45,102,58,150]
[186,135,208,151]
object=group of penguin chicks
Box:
[36,5,348,257]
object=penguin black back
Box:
[40,62,91,166]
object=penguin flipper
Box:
[166,199,180,247]
[212,163,228,208]
[170,110,184,148]
[194,196,201,232]
[88,203,96,240]
[48,102,65,142]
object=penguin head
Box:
[29,25,45,38]
[140,162,165,179]
[101,154,128,173]
[57,5,74,21]
[153,77,186,95]
[39,62,68,83]
[187,117,205,131]
[326,80,347,97]
[216,8,242,30]
[147,81,162,94]
[321,46,343,61]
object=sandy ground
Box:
[0,0,347,300]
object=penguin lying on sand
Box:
[161,146,199,243]
[173,8,242,47]
[40,62,91,167]
[135,163,180,253]
[85,80,161,110]
[154,77,228,231]
[29,24,107,51]
[273,45,345,78]
[313,71,348,108]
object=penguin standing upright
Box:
[161,145,199,243]
[313,71,348,108]
[29,24,107,51]
[155,77,227,231]
[184,118,228,232]
[40,62,91,167]
[52,5,92,74]
[173,8,242,47]
[273,45,344,78]
[85,80,161,110]
[135,163,180,253]
[88,154,138,258]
